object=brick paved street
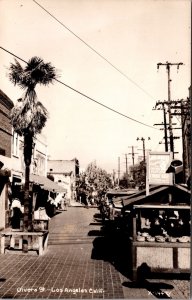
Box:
[0,206,190,299]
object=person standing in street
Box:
[81,190,89,208]
[63,197,68,211]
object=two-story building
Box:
[47,158,79,203]
[0,89,64,229]
[0,90,14,229]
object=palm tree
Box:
[9,57,56,249]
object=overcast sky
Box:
[0,0,191,174]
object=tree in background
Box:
[9,57,56,250]
[77,161,112,198]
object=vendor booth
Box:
[1,173,66,255]
[122,184,190,280]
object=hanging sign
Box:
[146,151,173,186]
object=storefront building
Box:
[0,90,14,229]
[47,158,79,203]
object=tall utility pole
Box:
[154,100,179,154]
[157,61,183,157]
[170,98,190,182]
[125,153,129,186]
[130,146,135,166]
[153,102,169,152]
[136,137,150,162]
[161,103,168,152]
[112,169,116,187]
[118,156,120,186]
[128,146,138,180]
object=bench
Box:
[0,229,49,256]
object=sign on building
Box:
[147,151,173,186]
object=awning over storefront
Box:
[30,174,66,193]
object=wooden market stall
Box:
[0,173,66,255]
[122,184,191,281]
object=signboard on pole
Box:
[146,151,173,187]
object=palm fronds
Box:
[9,56,57,90]
[9,59,26,89]
[9,56,55,234]
[9,56,55,135]
[11,96,48,136]
[29,101,48,134]
[26,56,57,86]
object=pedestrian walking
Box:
[63,198,68,211]
[81,190,89,208]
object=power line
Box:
[55,79,157,129]
[32,0,155,101]
[0,46,27,64]
[0,46,158,130]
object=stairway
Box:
[48,208,103,245]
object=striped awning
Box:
[30,174,66,193]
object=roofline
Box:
[48,171,73,175]
[48,159,78,162]
[122,184,191,208]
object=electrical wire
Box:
[32,0,155,101]
[0,46,158,130]
[55,78,157,129]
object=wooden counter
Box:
[0,229,49,255]
[132,240,190,280]
[131,202,190,280]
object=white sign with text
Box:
[147,151,173,186]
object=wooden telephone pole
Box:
[124,154,129,187]
[170,98,190,182]
[128,146,138,180]
[154,97,190,182]
[153,103,168,152]
[117,156,120,186]
[136,137,150,162]
[157,61,183,157]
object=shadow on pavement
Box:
[93,213,101,219]
[54,210,63,216]
[90,213,191,286]
[90,215,132,279]
[88,230,104,236]
[122,280,174,299]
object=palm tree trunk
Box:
[22,132,33,252]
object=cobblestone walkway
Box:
[0,208,124,299]
[0,207,190,299]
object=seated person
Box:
[150,217,163,236]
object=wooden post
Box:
[1,236,5,254]
[38,236,43,255]
[145,150,149,196]
[32,192,37,223]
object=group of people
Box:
[54,193,68,211]
[8,185,69,231]
[77,188,99,207]
[77,187,115,221]
[141,209,190,238]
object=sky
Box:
[0,0,191,175]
